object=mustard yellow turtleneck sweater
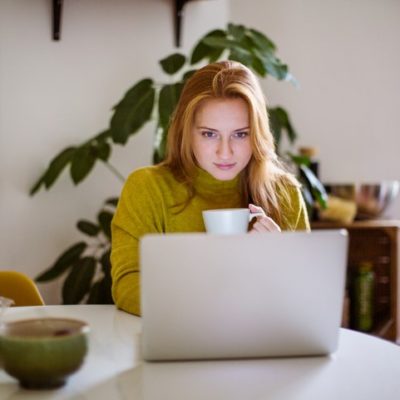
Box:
[111,164,309,315]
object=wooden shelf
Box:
[372,318,395,340]
[50,0,207,46]
[312,219,400,230]
[312,219,400,342]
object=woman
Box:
[111,61,309,315]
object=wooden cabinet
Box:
[312,220,400,342]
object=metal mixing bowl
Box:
[324,181,400,220]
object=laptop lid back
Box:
[141,230,348,361]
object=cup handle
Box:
[249,212,264,221]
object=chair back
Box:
[0,270,45,306]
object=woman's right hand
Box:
[248,204,281,233]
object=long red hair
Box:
[162,61,298,226]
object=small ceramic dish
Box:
[0,317,89,389]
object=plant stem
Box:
[103,161,126,183]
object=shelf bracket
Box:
[174,0,190,47]
[52,0,63,41]
[51,0,209,45]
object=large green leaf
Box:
[44,147,77,188]
[100,275,114,304]
[182,69,197,82]
[92,130,111,142]
[264,58,289,81]
[251,56,267,77]
[29,176,46,197]
[191,41,210,65]
[289,153,327,210]
[100,250,111,277]
[269,111,281,148]
[155,83,184,162]
[110,79,155,144]
[190,29,226,64]
[232,34,269,77]
[95,141,111,162]
[30,147,77,195]
[98,210,113,238]
[299,165,328,209]
[87,276,113,304]
[105,197,119,207]
[86,280,102,304]
[159,53,186,75]
[112,79,153,109]
[202,37,241,50]
[158,83,184,130]
[228,48,254,68]
[247,28,276,52]
[77,220,100,236]
[287,152,311,167]
[87,250,112,304]
[244,34,296,84]
[207,47,225,63]
[62,257,96,304]
[35,242,87,282]
[70,145,97,184]
[301,185,314,217]
[269,106,297,151]
[238,33,259,52]
[228,23,245,41]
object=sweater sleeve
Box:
[110,169,163,315]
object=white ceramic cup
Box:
[202,208,263,235]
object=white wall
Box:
[231,0,400,216]
[0,0,228,303]
[2,0,400,304]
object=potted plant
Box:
[32,23,326,304]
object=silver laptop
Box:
[140,230,348,361]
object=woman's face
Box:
[191,98,252,181]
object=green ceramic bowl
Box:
[0,318,89,389]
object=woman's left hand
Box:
[248,204,281,233]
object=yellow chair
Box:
[0,270,45,306]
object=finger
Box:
[251,221,271,233]
[259,217,281,232]
[254,218,281,232]
[248,204,266,221]
[248,203,265,215]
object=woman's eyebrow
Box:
[197,126,218,131]
[197,126,250,131]
[233,126,250,132]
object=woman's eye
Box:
[201,130,217,138]
[234,131,249,139]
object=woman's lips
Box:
[214,163,236,170]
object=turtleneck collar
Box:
[194,166,240,195]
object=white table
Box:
[1,305,400,399]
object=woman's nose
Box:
[216,139,233,159]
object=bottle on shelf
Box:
[351,261,374,332]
